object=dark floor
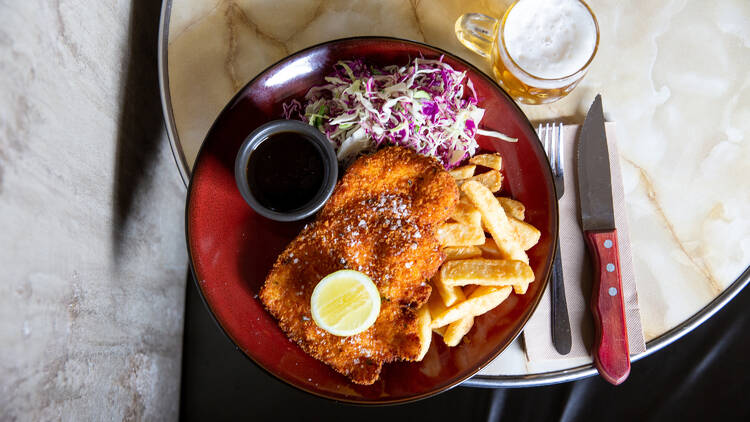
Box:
[180,271,750,422]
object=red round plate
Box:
[186,37,557,404]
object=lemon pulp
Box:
[310,270,381,337]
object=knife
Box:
[577,95,630,385]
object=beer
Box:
[456,0,599,104]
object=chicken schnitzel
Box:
[260,147,459,384]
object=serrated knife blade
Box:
[577,94,615,231]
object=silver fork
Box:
[539,122,572,355]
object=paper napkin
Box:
[520,122,646,365]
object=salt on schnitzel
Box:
[260,147,459,384]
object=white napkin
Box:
[521,123,646,364]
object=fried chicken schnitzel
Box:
[260,147,459,384]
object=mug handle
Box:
[454,13,500,59]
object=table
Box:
[1,1,187,419]
[160,0,750,386]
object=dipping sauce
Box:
[247,132,325,212]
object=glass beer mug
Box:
[455,0,599,105]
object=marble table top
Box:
[165,0,750,378]
[1,1,187,419]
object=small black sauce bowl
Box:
[234,120,338,222]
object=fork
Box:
[539,122,572,355]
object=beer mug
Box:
[455,0,599,104]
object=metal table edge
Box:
[156,0,750,388]
[159,0,191,188]
[464,265,750,387]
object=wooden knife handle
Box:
[584,229,630,385]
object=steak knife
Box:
[577,95,630,385]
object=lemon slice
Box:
[310,270,381,337]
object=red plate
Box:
[186,37,557,404]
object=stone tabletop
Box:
[1,1,187,419]
[166,0,750,377]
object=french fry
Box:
[462,181,528,263]
[415,305,432,361]
[513,279,531,294]
[462,285,479,297]
[478,237,501,258]
[432,272,466,307]
[470,285,512,299]
[481,219,540,251]
[440,258,534,287]
[449,164,476,179]
[444,246,482,260]
[443,316,474,347]
[509,218,541,250]
[427,287,447,319]
[433,165,541,347]
[469,153,502,170]
[458,194,474,210]
[497,197,525,220]
[436,222,485,247]
[450,200,482,228]
[458,170,503,192]
[430,286,512,328]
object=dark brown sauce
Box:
[247,132,325,212]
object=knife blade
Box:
[577,94,631,385]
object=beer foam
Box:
[502,0,597,79]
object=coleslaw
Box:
[282,57,516,169]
